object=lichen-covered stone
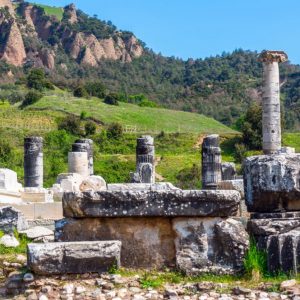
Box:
[0,206,28,233]
[62,189,241,218]
[215,218,249,270]
[27,241,121,275]
[244,154,300,212]
[248,213,300,274]
[55,217,248,273]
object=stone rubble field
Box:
[0,255,299,300]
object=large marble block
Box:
[244,154,300,212]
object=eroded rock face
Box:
[64,4,78,24]
[0,206,28,233]
[62,189,241,218]
[1,20,26,66]
[27,241,121,275]
[244,154,300,212]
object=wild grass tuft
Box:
[243,237,267,280]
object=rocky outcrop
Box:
[0,0,15,16]
[1,20,26,66]
[69,33,143,66]
[27,241,121,275]
[244,154,300,212]
[64,4,77,24]
[62,189,241,218]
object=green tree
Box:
[85,121,96,136]
[107,122,123,139]
[73,86,89,98]
[239,103,262,150]
[21,91,43,108]
[104,93,119,106]
[58,115,81,135]
[27,68,54,91]
[84,81,106,98]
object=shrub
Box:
[58,115,81,135]
[26,68,54,91]
[0,140,14,165]
[73,86,89,98]
[234,143,247,163]
[107,122,123,139]
[21,90,43,108]
[104,93,119,106]
[85,121,96,136]
[84,81,106,99]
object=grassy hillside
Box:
[29,92,236,135]
[32,3,64,20]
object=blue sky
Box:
[33,0,300,64]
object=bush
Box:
[85,121,96,136]
[0,140,14,165]
[104,93,119,106]
[107,122,123,139]
[234,143,247,163]
[238,103,262,150]
[26,68,54,91]
[84,81,106,99]
[73,86,89,98]
[21,91,43,108]
[58,115,81,135]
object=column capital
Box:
[258,50,288,63]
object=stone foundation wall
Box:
[55,216,248,274]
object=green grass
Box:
[283,132,300,152]
[32,3,64,20]
[29,93,236,134]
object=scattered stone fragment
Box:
[0,234,19,247]
[20,226,53,240]
[27,241,121,275]
[280,279,297,291]
[23,273,34,283]
[0,206,28,233]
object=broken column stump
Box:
[27,241,121,275]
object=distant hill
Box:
[0,1,299,129]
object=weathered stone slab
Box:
[107,182,179,192]
[62,190,240,218]
[244,154,300,212]
[27,241,121,275]
[55,217,248,273]
[0,206,28,233]
[55,218,175,268]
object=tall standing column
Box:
[202,134,222,190]
[24,137,43,188]
[258,50,288,154]
[131,136,155,184]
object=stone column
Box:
[258,50,288,154]
[202,134,222,190]
[68,152,89,178]
[72,139,94,175]
[24,137,43,188]
[131,136,155,183]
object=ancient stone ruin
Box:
[130,135,155,184]
[244,50,300,274]
[201,134,222,190]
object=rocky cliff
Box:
[0,1,143,69]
